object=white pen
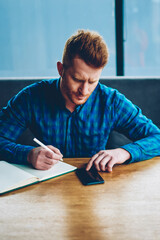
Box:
[33,138,63,161]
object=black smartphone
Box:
[76,166,105,185]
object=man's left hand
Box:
[86,148,131,172]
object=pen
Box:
[33,138,63,161]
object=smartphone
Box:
[76,166,105,186]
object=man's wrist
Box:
[118,148,131,163]
[27,148,34,164]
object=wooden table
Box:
[1,157,160,240]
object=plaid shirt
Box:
[0,78,160,164]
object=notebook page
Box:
[0,161,37,193]
[14,161,77,181]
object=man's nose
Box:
[79,82,89,95]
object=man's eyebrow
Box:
[89,78,99,83]
[72,74,98,83]
[72,74,84,80]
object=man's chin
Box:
[73,97,88,105]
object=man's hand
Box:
[86,148,131,172]
[27,145,63,170]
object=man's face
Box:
[58,57,103,111]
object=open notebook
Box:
[0,160,77,195]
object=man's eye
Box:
[73,77,78,81]
[73,77,81,82]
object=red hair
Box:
[62,29,109,68]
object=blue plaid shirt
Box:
[0,78,160,164]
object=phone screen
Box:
[76,166,104,185]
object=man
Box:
[0,30,160,172]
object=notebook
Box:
[0,160,77,195]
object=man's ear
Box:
[57,61,64,77]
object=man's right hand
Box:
[27,146,63,170]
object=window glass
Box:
[0,0,115,78]
[124,0,160,76]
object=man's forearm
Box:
[121,133,160,163]
[0,137,34,164]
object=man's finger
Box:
[40,163,53,170]
[86,153,100,171]
[106,158,117,172]
[47,145,63,156]
[99,156,111,171]
[45,149,62,160]
[86,151,107,171]
[93,155,106,171]
[44,158,56,166]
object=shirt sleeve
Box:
[0,87,35,164]
[112,90,160,163]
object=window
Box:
[0,0,115,78]
[124,0,160,76]
[1,0,160,77]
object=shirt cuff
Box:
[13,144,35,164]
[120,142,142,164]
